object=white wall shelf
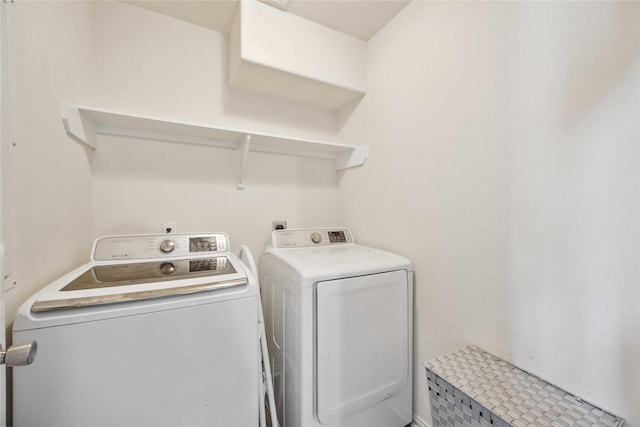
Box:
[61,100,368,189]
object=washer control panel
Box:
[93,233,229,261]
[272,228,353,249]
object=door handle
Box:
[0,341,37,366]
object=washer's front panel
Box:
[315,270,409,425]
[13,297,259,427]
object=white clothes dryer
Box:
[13,233,259,427]
[260,228,413,427]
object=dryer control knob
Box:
[159,239,176,254]
[310,232,322,244]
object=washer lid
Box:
[264,244,412,285]
[62,256,236,291]
[14,234,258,330]
[15,254,254,330]
[30,256,249,313]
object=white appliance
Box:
[12,233,260,427]
[260,228,413,427]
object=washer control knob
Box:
[159,239,176,254]
[310,232,322,244]
[160,262,176,275]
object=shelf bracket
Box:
[61,99,96,150]
[237,134,251,189]
[336,144,369,170]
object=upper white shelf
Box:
[61,100,368,189]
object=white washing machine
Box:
[12,233,259,427]
[260,228,413,427]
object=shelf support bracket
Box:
[237,134,251,189]
[60,99,96,150]
[336,144,369,170]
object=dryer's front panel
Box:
[315,270,409,425]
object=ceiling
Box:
[125,0,411,41]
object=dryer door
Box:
[315,270,409,424]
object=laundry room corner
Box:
[2,0,638,426]
[337,1,639,426]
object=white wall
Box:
[338,1,639,425]
[507,2,639,422]
[90,1,341,259]
[5,1,94,323]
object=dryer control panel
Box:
[93,233,229,261]
[272,228,353,248]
